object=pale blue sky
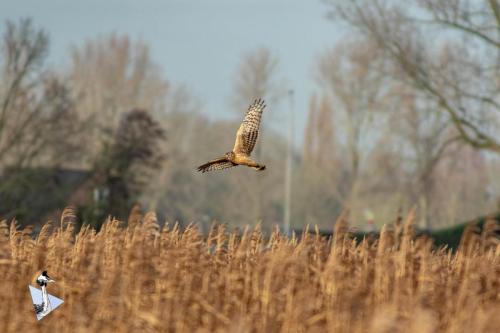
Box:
[0,0,343,140]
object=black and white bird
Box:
[34,271,55,316]
[36,271,55,287]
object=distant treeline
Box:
[297,212,500,250]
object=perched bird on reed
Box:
[197,98,267,173]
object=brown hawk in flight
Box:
[197,99,267,173]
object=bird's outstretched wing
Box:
[233,98,265,155]
[197,157,236,173]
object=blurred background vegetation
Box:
[0,0,499,234]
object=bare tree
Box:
[296,93,344,227]
[0,19,85,223]
[0,19,80,170]
[316,40,387,209]
[432,145,494,226]
[387,83,460,228]
[69,34,169,164]
[326,0,500,153]
[232,47,280,108]
[303,93,337,166]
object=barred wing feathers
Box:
[197,157,236,173]
[233,98,266,155]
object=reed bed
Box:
[0,208,499,333]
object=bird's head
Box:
[225,151,235,161]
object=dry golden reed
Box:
[0,209,499,333]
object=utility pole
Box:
[284,89,294,235]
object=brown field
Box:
[1,208,499,333]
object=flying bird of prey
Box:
[197,98,267,173]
